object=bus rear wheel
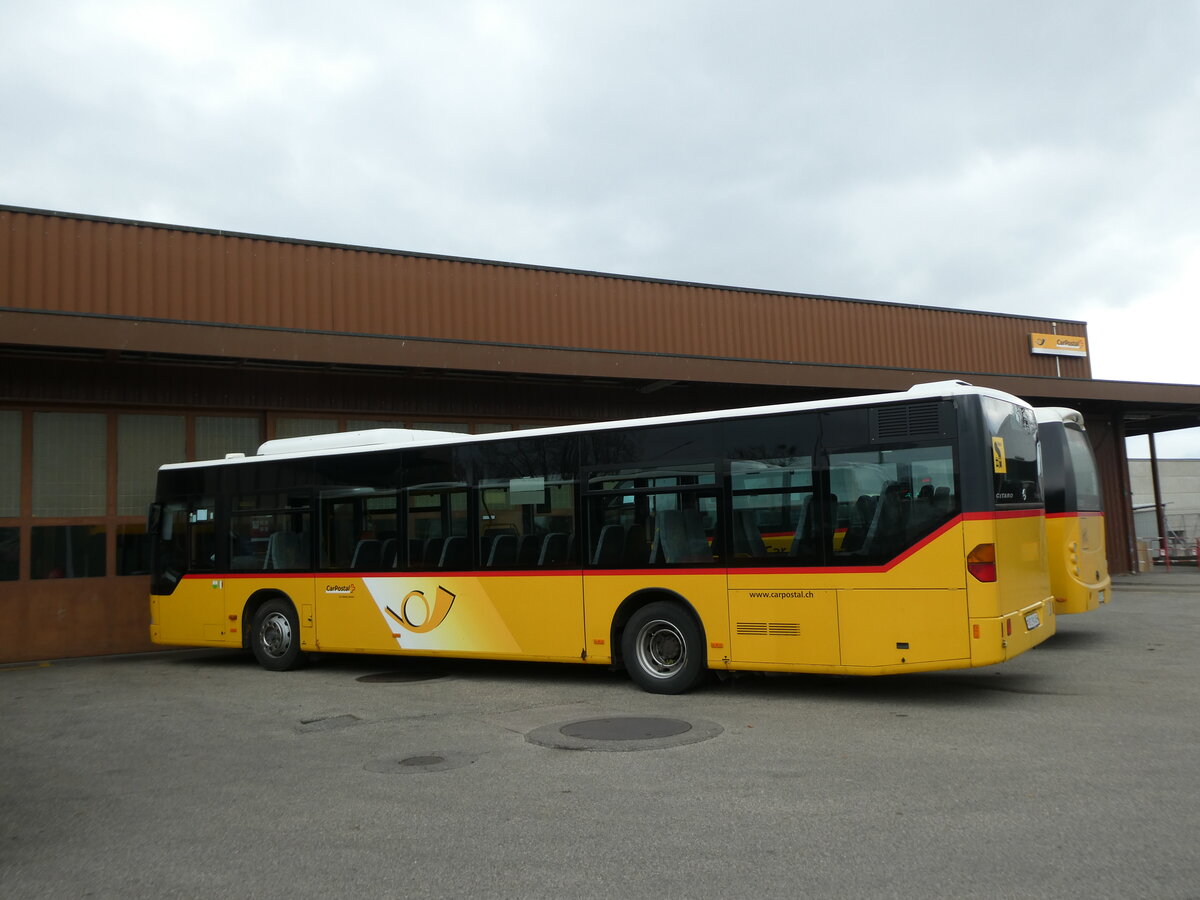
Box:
[622,601,706,694]
[251,599,306,671]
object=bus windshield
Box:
[1064,426,1102,511]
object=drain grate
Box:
[364,751,477,775]
[527,715,722,752]
[356,671,447,683]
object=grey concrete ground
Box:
[3,571,1199,899]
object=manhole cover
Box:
[356,671,447,683]
[526,715,722,752]
[560,716,692,741]
[364,751,477,775]
[400,754,444,766]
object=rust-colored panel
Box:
[1089,414,1135,575]
[1,205,1094,381]
[0,576,156,663]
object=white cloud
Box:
[1128,430,1200,460]
[1084,239,1200,385]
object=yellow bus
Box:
[1035,407,1111,614]
[148,380,1054,693]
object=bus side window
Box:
[828,446,958,564]
[729,456,815,565]
[229,494,312,571]
[403,487,467,569]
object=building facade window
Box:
[33,412,107,516]
[274,417,339,440]
[0,410,19,581]
[118,414,186,516]
[0,410,19,518]
[345,419,406,432]
[0,527,17,581]
[196,416,261,460]
[113,414,186,575]
[411,422,471,434]
[31,524,106,579]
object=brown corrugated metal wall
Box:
[2,207,1091,380]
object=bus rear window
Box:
[1065,426,1102,511]
[980,397,1041,506]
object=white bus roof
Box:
[256,428,466,456]
[160,379,1032,471]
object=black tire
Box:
[250,598,306,671]
[621,600,706,694]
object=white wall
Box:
[1128,459,1200,542]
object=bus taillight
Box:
[967,543,997,582]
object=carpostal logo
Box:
[324,583,356,595]
[1029,332,1088,357]
[384,586,456,634]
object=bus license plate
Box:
[1025,612,1041,630]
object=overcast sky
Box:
[2,1,1198,455]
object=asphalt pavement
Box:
[2,569,1199,899]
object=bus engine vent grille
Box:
[736,622,800,636]
[871,402,943,442]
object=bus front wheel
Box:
[251,599,306,671]
[621,601,706,694]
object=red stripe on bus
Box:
[189,569,584,580]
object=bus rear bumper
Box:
[1054,574,1113,615]
[970,597,1055,666]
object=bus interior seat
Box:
[840,495,877,553]
[438,536,469,569]
[731,509,767,558]
[480,532,497,565]
[909,485,941,532]
[486,533,518,567]
[351,539,381,570]
[623,523,650,566]
[592,524,625,567]
[651,509,710,563]
[517,534,541,567]
[787,494,814,557]
[265,531,308,569]
[859,483,905,557]
[421,537,444,569]
[379,538,397,568]
[538,532,567,566]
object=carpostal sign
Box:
[1030,332,1088,358]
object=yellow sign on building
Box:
[1030,333,1088,357]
